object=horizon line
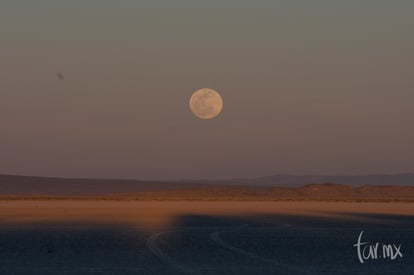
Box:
[1,172,414,182]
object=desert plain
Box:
[0,200,413,274]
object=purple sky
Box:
[0,1,413,179]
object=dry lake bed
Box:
[0,201,413,274]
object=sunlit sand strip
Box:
[0,201,413,232]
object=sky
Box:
[0,0,413,180]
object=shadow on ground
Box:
[0,213,413,275]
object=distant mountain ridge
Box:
[230,173,414,187]
[0,173,413,196]
[0,174,209,196]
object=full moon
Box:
[190,88,223,119]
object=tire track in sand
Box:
[148,225,305,274]
[210,224,308,273]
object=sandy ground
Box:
[1,201,413,228]
[0,201,413,274]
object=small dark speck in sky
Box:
[57,72,64,80]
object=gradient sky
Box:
[0,1,413,180]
